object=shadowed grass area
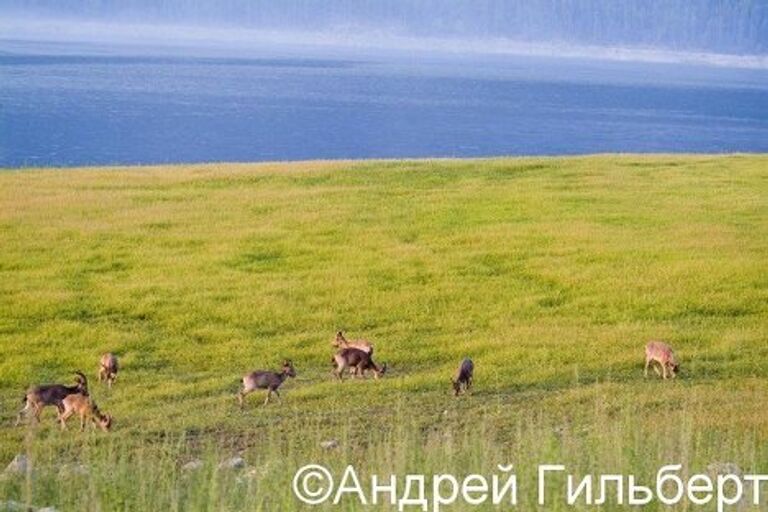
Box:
[0,155,766,510]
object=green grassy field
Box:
[0,155,766,510]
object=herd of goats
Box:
[14,332,681,433]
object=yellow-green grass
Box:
[0,155,766,510]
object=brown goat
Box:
[332,331,373,354]
[98,353,119,388]
[332,348,386,381]
[644,341,680,379]
[16,372,89,426]
[58,393,112,432]
[452,358,474,396]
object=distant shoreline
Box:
[3,152,766,173]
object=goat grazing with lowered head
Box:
[644,341,680,380]
[98,352,119,388]
[237,360,296,407]
[58,392,113,432]
[452,358,474,396]
[16,371,89,426]
[332,348,386,381]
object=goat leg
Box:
[15,403,30,427]
[237,389,250,409]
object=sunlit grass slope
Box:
[0,155,766,510]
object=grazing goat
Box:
[333,331,373,354]
[332,348,387,381]
[237,360,296,407]
[644,341,680,379]
[16,372,89,426]
[452,358,474,396]
[98,353,119,388]
[58,393,112,432]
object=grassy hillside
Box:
[0,155,766,510]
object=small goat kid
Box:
[237,360,296,407]
[58,393,113,432]
[333,348,386,381]
[16,372,89,426]
[333,331,373,354]
[98,352,119,388]
[644,341,680,380]
[452,358,474,396]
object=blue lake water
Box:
[2,40,768,167]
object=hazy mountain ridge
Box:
[2,0,767,55]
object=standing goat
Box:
[16,372,89,426]
[58,393,113,432]
[98,353,119,388]
[452,358,474,396]
[644,341,680,379]
[333,331,373,354]
[237,360,296,407]
[332,348,386,381]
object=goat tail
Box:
[21,394,27,405]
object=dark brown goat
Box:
[16,371,89,426]
[332,348,387,381]
[452,358,473,396]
